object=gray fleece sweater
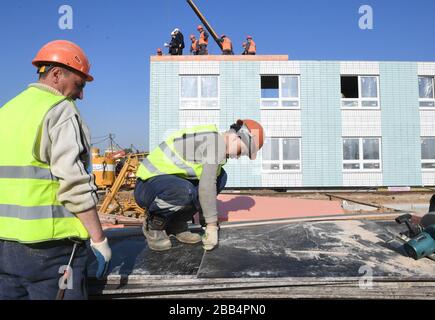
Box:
[30,83,99,213]
[173,131,227,223]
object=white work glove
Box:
[90,238,112,279]
[164,42,170,47]
[202,225,219,251]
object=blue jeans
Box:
[134,169,227,233]
[0,239,88,300]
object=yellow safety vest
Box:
[136,124,225,181]
[0,87,89,243]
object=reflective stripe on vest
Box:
[0,166,53,180]
[136,124,224,182]
[0,87,90,243]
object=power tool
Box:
[395,213,435,260]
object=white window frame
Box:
[179,75,220,110]
[260,75,300,110]
[262,137,302,173]
[341,75,380,110]
[342,137,382,172]
[421,137,435,171]
[418,76,435,109]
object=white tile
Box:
[340,61,379,75]
[261,110,301,137]
[179,62,219,75]
[342,110,382,136]
[261,173,303,187]
[418,62,435,75]
[343,172,383,186]
[260,61,300,75]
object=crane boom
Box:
[186,0,223,51]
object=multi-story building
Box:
[149,55,435,188]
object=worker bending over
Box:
[220,34,233,55]
[190,34,199,55]
[134,120,265,251]
[197,25,209,55]
[0,40,111,300]
[245,35,256,55]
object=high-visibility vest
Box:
[191,39,199,53]
[136,125,225,182]
[222,37,232,51]
[0,87,90,243]
[248,40,256,54]
[199,31,208,45]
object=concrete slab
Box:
[87,228,204,278]
[197,220,435,278]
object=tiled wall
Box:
[150,59,435,188]
[379,62,422,186]
[300,61,343,187]
[219,61,262,188]
[149,62,179,150]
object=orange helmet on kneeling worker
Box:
[231,119,265,160]
[32,40,94,81]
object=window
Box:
[421,138,435,169]
[261,75,299,108]
[262,138,301,171]
[343,138,381,171]
[341,75,379,108]
[180,75,219,109]
[419,76,435,108]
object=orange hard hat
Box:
[190,34,196,40]
[247,35,252,39]
[235,119,265,160]
[197,25,203,30]
[32,40,94,82]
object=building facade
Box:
[149,55,435,188]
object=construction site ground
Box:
[90,189,435,299]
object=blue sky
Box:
[1,0,435,151]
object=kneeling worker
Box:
[134,120,264,251]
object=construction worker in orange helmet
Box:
[190,34,199,55]
[220,34,234,55]
[0,40,111,300]
[245,35,256,55]
[157,48,163,56]
[134,119,265,252]
[197,25,209,55]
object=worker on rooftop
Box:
[245,35,256,55]
[220,34,233,55]
[190,34,199,55]
[0,40,111,300]
[197,25,209,55]
[241,41,247,55]
[134,120,265,251]
[157,48,163,56]
[165,28,185,55]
